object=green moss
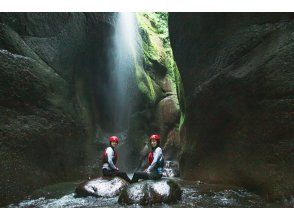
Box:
[135,62,156,104]
[179,112,186,131]
[172,62,186,116]
[145,73,156,102]
[135,12,186,131]
[137,13,166,64]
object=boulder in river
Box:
[75,177,129,198]
[118,179,182,205]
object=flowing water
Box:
[107,12,138,130]
[105,12,140,171]
[8,178,284,208]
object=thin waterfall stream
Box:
[106,12,139,171]
[108,12,138,130]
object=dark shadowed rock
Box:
[118,179,182,205]
[75,177,129,198]
[169,13,294,201]
[163,128,181,159]
[0,12,115,206]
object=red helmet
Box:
[109,136,119,143]
[149,134,160,142]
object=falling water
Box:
[106,12,140,171]
[107,12,139,131]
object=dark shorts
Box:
[102,168,115,177]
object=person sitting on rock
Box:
[102,136,131,183]
[131,134,164,183]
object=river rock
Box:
[75,177,129,198]
[118,179,182,205]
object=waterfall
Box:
[106,12,139,171]
[107,12,139,132]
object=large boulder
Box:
[75,177,129,198]
[118,179,182,205]
[157,95,180,128]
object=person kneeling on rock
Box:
[131,134,164,183]
[102,136,131,183]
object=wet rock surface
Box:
[75,177,129,198]
[169,12,294,200]
[0,12,115,206]
[118,179,182,205]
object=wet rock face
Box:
[157,95,180,128]
[75,177,129,198]
[118,179,182,205]
[0,12,115,206]
[169,13,294,200]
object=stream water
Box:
[8,178,284,208]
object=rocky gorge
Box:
[0,12,293,207]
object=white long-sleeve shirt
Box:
[102,147,118,171]
[146,147,163,173]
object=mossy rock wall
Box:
[126,13,184,169]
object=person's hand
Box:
[144,169,150,173]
